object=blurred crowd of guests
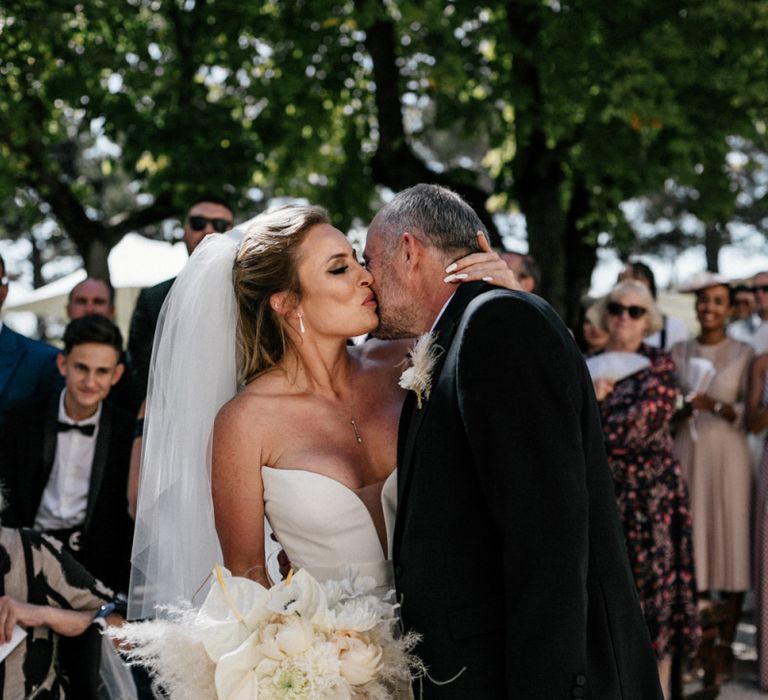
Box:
[582,261,768,696]
[2,193,768,697]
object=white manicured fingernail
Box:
[445,262,457,273]
[454,273,468,279]
[444,274,457,283]
[482,276,493,282]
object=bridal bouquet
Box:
[114,566,421,699]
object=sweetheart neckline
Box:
[261,466,396,559]
[260,465,396,494]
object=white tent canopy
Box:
[5,234,188,336]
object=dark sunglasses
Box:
[753,285,768,294]
[188,215,233,233]
[606,301,647,319]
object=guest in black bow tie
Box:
[0,315,136,695]
[0,315,134,595]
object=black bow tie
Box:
[56,421,96,437]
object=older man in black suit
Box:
[128,197,234,398]
[363,184,663,699]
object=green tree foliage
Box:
[628,130,768,273]
[1,0,766,323]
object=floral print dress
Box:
[597,345,700,659]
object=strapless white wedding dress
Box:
[261,466,398,596]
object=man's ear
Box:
[111,362,125,386]
[56,353,67,377]
[401,232,422,267]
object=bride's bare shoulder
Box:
[215,369,290,431]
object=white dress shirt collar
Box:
[430,291,457,334]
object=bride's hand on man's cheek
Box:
[442,231,522,291]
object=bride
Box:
[129,204,516,618]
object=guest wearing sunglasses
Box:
[590,280,700,697]
[127,196,234,400]
[671,275,753,682]
[618,260,690,351]
[746,272,768,355]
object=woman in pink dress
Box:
[672,278,753,680]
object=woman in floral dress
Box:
[591,280,700,697]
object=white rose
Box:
[336,634,382,686]
[259,615,315,659]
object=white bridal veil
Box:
[128,229,244,619]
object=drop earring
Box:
[298,313,306,334]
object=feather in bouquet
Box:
[113,566,422,699]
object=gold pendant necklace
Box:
[350,418,363,444]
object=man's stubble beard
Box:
[372,285,422,340]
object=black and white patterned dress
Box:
[0,527,112,699]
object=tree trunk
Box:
[704,223,721,272]
[505,1,572,316]
[82,238,111,282]
[520,172,567,315]
[563,178,598,330]
[362,5,500,243]
[30,233,44,289]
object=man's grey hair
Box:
[375,184,487,254]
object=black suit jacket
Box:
[0,394,135,593]
[394,283,662,699]
[128,277,175,400]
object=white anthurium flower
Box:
[266,569,328,622]
[198,567,270,662]
[214,632,261,700]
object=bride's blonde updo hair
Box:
[234,204,331,384]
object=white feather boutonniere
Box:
[398,332,443,409]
